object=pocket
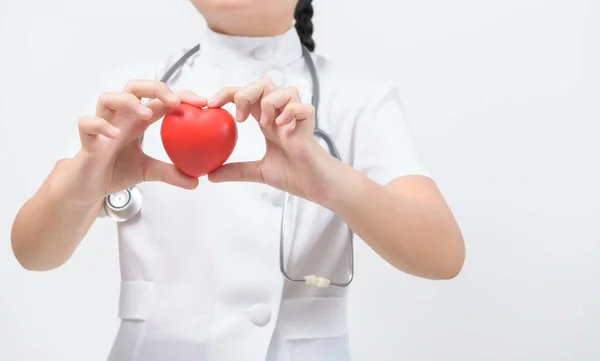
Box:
[287,335,351,361]
[108,320,212,361]
[107,320,146,361]
[106,281,155,361]
[107,281,211,361]
[280,297,352,361]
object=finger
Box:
[208,78,277,121]
[260,86,300,127]
[78,116,121,138]
[207,87,250,122]
[142,155,199,190]
[123,79,180,107]
[207,86,240,108]
[96,92,153,121]
[144,90,208,124]
[234,78,277,122]
[275,103,315,126]
[78,116,121,148]
[177,90,208,107]
[207,161,264,184]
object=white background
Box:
[1,0,599,360]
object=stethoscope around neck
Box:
[104,44,354,289]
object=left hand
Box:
[206,78,338,203]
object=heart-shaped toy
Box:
[161,103,238,178]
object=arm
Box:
[322,158,465,280]
[10,84,203,272]
[11,158,103,271]
[206,80,464,280]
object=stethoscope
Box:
[104,44,354,289]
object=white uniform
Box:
[65,25,430,361]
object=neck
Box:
[206,13,294,38]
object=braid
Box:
[294,0,315,52]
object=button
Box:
[107,190,131,209]
[253,45,274,60]
[264,69,284,88]
[248,304,271,326]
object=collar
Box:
[201,24,304,71]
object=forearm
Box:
[11,159,101,271]
[322,160,464,280]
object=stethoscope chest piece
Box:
[104,186,143,222]
[103,43,354,288]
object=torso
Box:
[107,28,360,361]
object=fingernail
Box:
[208,96,217,106]
[138,105,151,116]
[259,111,268,127]
[235,108,242,121]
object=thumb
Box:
[142,155,199,190]
[208,161,265,183]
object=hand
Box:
[206,78,338,204]
[60,80,205,205]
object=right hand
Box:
[59,80,205,205]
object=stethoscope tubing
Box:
[104,43,354,288]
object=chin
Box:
[190,0,295,35]
[191,0,264,12]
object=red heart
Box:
[161,103,238,178]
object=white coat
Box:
[62,25,430,361]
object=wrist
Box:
[46,157,100,209]
[309,146,366,212]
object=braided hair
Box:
[294,0,315,52]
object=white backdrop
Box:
[1,0,599,360]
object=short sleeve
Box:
[350,83,431,186]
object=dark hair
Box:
[294,0,315,52]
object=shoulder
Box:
[95,44,201,91]
[311,53,403,119]
[60,44,201,161]
[310,54,429,183]
[314,54,400,101]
